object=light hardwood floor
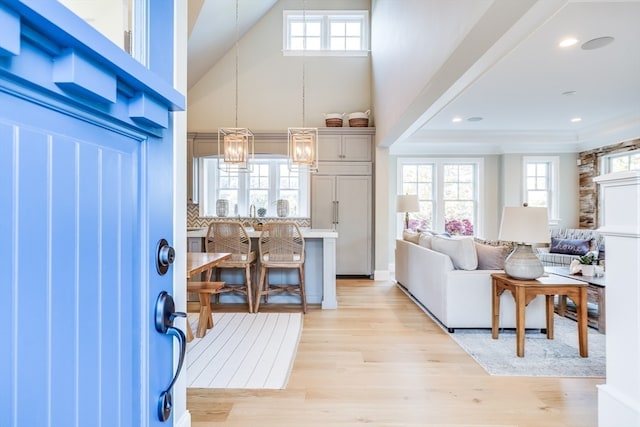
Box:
[187,279,602,426]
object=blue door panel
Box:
[15,128,50,425]
[1,1,183,425]
[49,136,79,425]
[0,89,141,426]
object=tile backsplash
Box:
[187,203,310,228]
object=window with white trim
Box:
[199,158,309,217]
[603,150,640,173]
[522,156,559,222]
[283,10,369,56]
[398,158,482,235]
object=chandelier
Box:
[218,0,254,172]
[288,1,317,172]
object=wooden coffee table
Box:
[491,273,588,357]
[545,266,606,333]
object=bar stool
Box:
[205,221,256,312]
[254,222,307,313]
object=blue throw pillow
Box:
[549,238,590,255]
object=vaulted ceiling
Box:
[188,0,640,153]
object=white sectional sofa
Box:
[395,236,547,332]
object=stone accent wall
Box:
[578,138,640,228]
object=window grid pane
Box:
[402,164,434,230]
[608,151,640,173]
[328,20,362,51]
[443,164,476,235]
[279,164,300,216]
[249,163,270,212]
[201,159,305,217]
[286,12,367,54]
[525,161,550,208]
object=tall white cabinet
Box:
[312,128,374,276]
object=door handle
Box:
[332,201,337,225]
[335,201,339,225]
[155,291,187,422]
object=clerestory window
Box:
[283,10,369,56]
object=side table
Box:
[491,273,589,357]
[544,266,606,333]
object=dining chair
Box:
[254,222,307,313]
[205,221,256,313]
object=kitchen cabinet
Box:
[318,129,373,162]
[312,164,372,276]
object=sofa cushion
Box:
[549,237,590,255]
[431,235,478,270]
[418,232,434,249]
[402,229,420,244]
[475,242,510,270]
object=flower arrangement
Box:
[444,218,474,236]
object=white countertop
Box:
[187,227,337,239]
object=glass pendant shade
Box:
[218,127,254,171]
[288,127,318,171]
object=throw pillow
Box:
[418,232,433,249]
[549,237,590,255]
[474,237,517,252]
[416,228,437,235]
[431,235,478,270]
[402,229,420,244]
[475,242,511,270]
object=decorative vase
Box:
[581,264,595,276]
[216,199,229,217]
[276,199,289,217]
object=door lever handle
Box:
[155,291,187,422]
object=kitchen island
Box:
[186,227,338,309]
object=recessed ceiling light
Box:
[571,117,582,123]
[467,117,483,122]
[562,90,577,96]
[559,37,578,48]
[581,36,615,50]
[452,117,462,123]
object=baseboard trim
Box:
[176,410,191,427]
[598,384,640,427]
[373,270,391,281]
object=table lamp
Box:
[397,194,420,230]
[499,205,550,280]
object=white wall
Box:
[187,0,372,132]
[501,152,579,227]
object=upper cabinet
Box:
[318,128,374,162]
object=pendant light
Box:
[218,0,254,172]
[288,0,318,173]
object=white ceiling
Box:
[394,0,640,154]
[188,0,640,153]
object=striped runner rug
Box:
[186,312,302,389]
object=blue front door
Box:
[0,1,184,426]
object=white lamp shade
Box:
[499,206,550,244]
[397,194,420,213]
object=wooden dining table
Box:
[187,252,232,279]
[186,252,232,341]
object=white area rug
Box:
[449,316,605,377]
[397,284,605,377]
[186,312,302,389]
